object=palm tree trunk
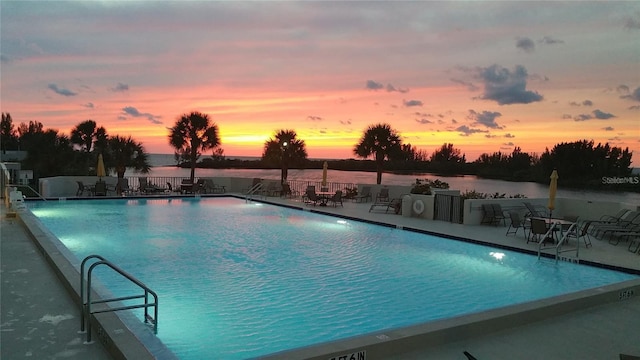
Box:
[281,163,288,185]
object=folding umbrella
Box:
[321,161,328,187]
[96,154,106,180]
[547,169,558,218]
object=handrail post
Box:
[80,254,106,333]
[79,255,159,344]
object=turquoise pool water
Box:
[29,197,637,359]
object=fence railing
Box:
[118,176,357,198]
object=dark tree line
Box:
[2,112,634,192]
[1,114,150,190]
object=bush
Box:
[410,178,450,195]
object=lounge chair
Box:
[528,217,555,244]
[354,186,372,203]
[280,183,294,198]
[565,220,592,248]
[523,202,549,218]
[180,178,196,193]
[375,188,390,203]
[590,211,640,239]
[481,203,507,226]
[94,181,107,196]
[302,185,316,204]
[202,179,226,194]
[506,211,529,237]
[140,177,166,194]
[327,190,344,207]
[304,187,320,206]
[369,197,402,214]
[76,181,92,196]
[594,209,630,224]
[116,178,133,195]
[263,182,281,197]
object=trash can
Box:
[402,195,412,217]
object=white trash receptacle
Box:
[402,195,412,217]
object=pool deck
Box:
[1,195,639,359]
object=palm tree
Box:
[262,129,307,185]
[168,111,221,183]
[107,135,151,193]
[70,120,106,153]
[353,123,402,184]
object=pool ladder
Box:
[245,182,264,202]
[79,255,158,343]
[536,222,580,263]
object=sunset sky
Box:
[2,1,639,164]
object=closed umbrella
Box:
[321,161,328,187]
[96,153,107,180]
[547,169,558,218]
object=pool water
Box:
[29,198,637,359]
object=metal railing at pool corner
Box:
[80,255,158,343]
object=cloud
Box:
[617,85,630,94]
[339,120,351,125]
[574,113,592,121]
[593,109,615,119]
[450,78,479,91]
[562,114,573,119]
[467,110,503,129]
[415,118,433,124]
[539,36,564,45]
[573,109,616,121]
[479,64,543,105]
[121,106,162,124]
[504,133,515,138]
[365,80,408,92]
[307,115,323,121]
[516,37,535,53]
[403,99,423,107]
[624,87,640,102]
[365,80,384,90]
[1,54,12,64]
[386,84,409,93]
[82,102,94,108]
[569,99,593,106]
[47,83,77,96]
[624,14,640,30]
[110,82,129,92]
[455,125,488,136]
[603,126,614,131]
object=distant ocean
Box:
[147,153,261,167]
[144,154,639,204]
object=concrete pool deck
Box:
[1,195,639,359]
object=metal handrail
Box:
[245,182,264,202]
[80,255,158,343]
[6,183,47,201]
[555,222,580,262]
[536,221,580,262]
[536,224,560,260]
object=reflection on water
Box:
[142,165,639,204]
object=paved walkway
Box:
[1,195,639,359]
[1,207,112,359]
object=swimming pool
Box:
[29,197,637,359]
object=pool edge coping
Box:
[19,196,640,360]
[17,208,177,360]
